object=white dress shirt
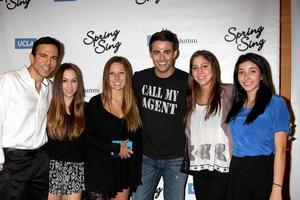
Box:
[0,66,52,164]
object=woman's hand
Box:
[118,139,134,159]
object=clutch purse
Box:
[180,137,190,174]
[180,155,190,174]
[111,140,133,156]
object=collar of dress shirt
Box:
[20,66,50,88]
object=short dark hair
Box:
[149,29,179,52]
[31,36,61,58]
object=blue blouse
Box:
[229,95,290,157]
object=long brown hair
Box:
[101,56,141,132]
[184,50,222,124]
[47,63,85,140]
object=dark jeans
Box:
[0,147,49,200]
[132,155,188,200]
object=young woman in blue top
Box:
[226,53,290,200]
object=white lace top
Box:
[186,104,231,173]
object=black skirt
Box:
[227,155,274,200]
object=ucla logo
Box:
[188,182,194,194]
[15,38,36,49]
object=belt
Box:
[3,145,45,158]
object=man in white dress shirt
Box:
[0,36,61,200]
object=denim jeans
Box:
[132,155,187,200]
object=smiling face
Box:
[108,62,126,92]
[191,55,213,89]
[29,44,59,81]
[238,60,262,99]
[62,69,78,103]
[150,40,178,78]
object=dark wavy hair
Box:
[226,53,275,124]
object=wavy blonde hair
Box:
[101,56,141,132]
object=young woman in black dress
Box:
[85,56,142,200]
[47,63,86,200]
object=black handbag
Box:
[180,155,190,174]
[180,137,190,174]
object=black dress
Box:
[84,94,142,198]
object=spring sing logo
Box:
[0,0,31,9]
[224,26,266,51]
[83,29,122,54]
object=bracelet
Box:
[273,183,283,188]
